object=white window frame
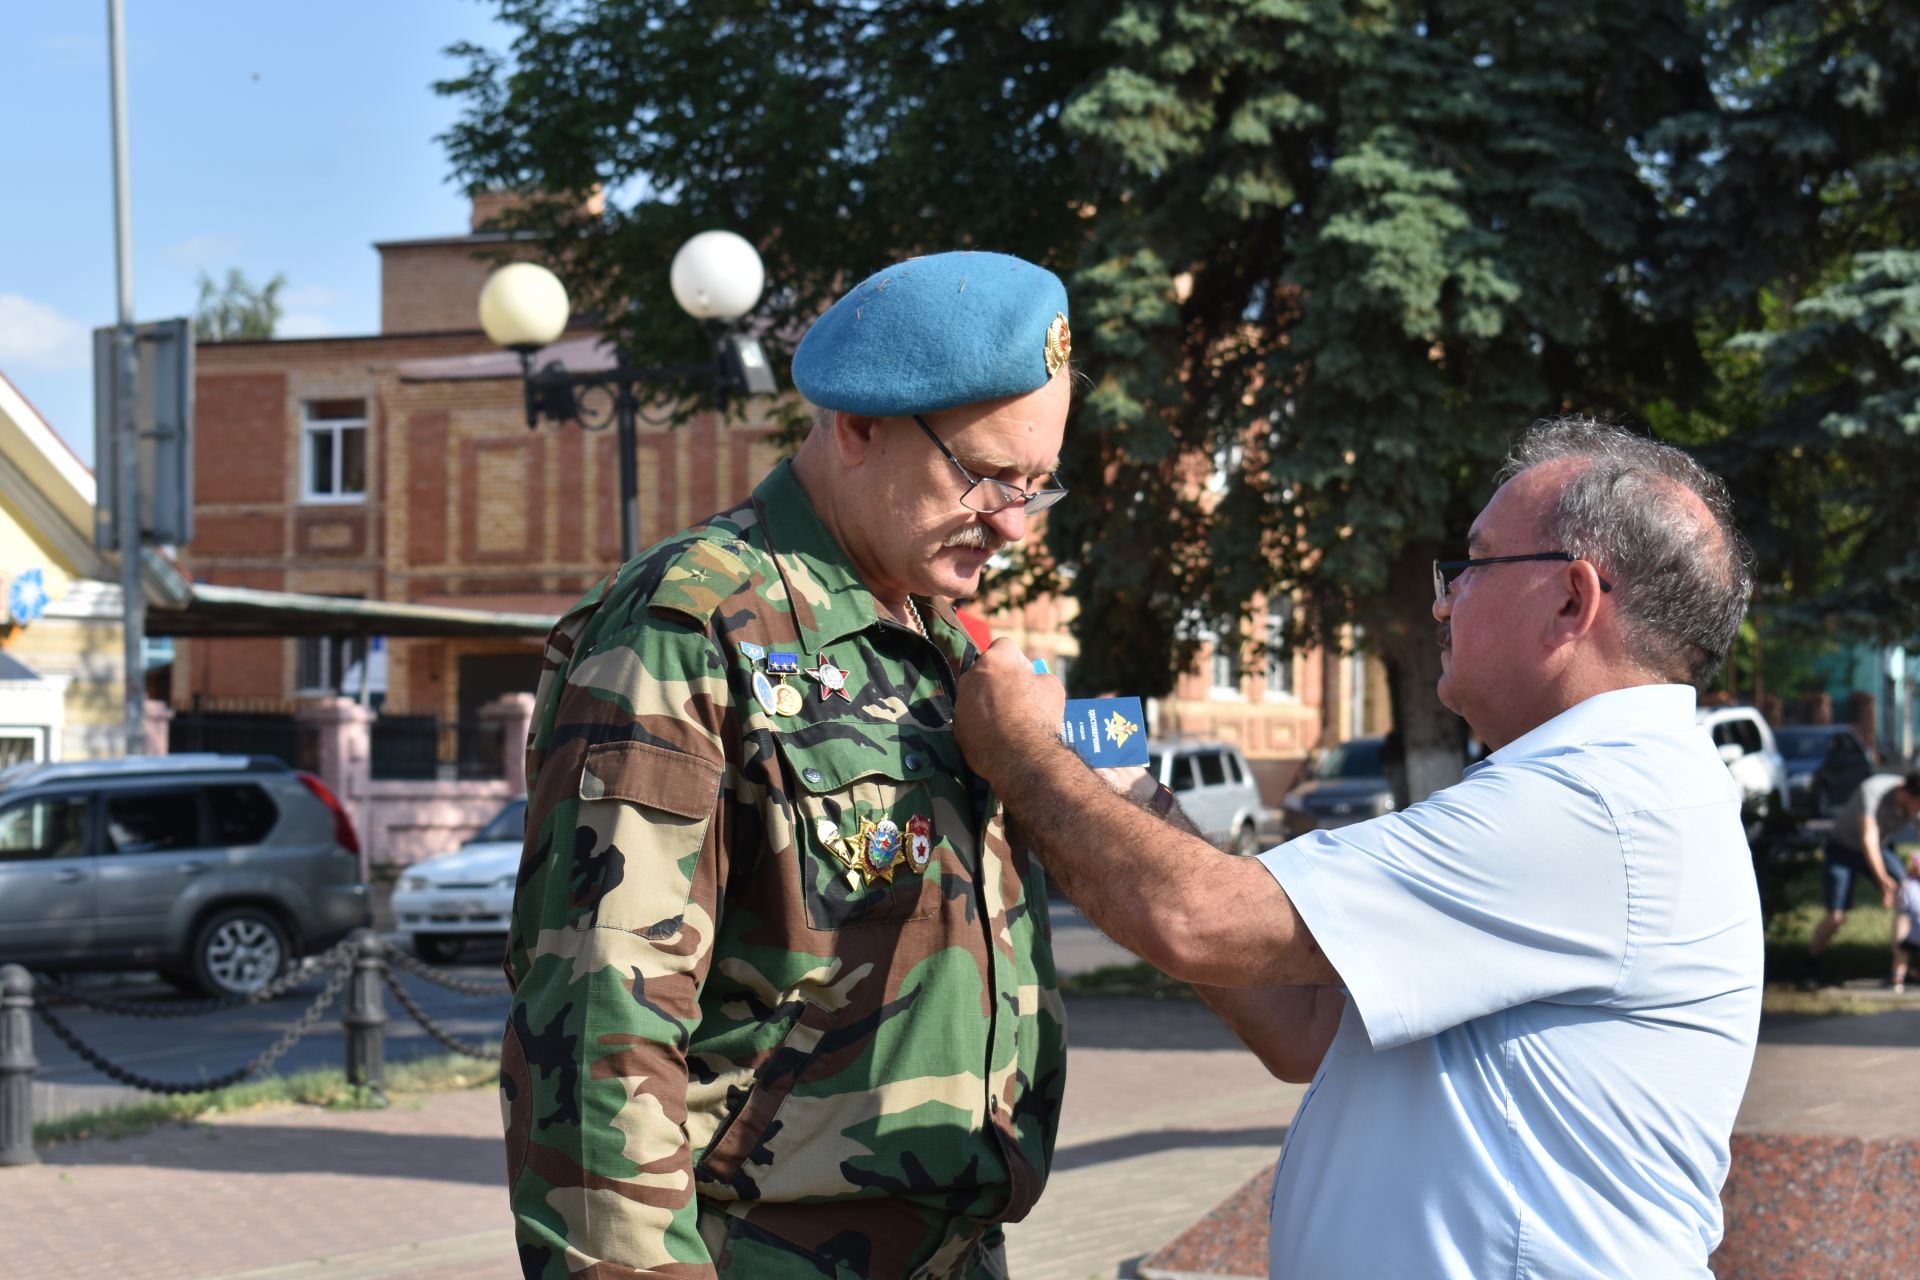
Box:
[1208,635,1244,700]
[300,401,369,505]
[1265,599,1296,700]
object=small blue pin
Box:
[739,641,767,663]
[1032,658,1051,675]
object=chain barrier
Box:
[16,937,504,1109]
[31,950,358,1096]
[380,968,497,1060]
[384,947,512,997]
[29,937,363,1019]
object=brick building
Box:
[178,197,1384,799]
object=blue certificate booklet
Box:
[1059,697,1151,767]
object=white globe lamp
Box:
[478,261,571,350]
[670,231,765,321]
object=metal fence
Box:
[369,717,508,782]
[170,711,312,769]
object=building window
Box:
[1210,639,1241,697]
[297,635,364,695]
[1265,599,1295,698]
[302,399,368,504]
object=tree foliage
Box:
[438,0,1920,798]
[192,268,285,342]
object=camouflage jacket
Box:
[502,460,1066,1280]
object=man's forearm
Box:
[994,739,1334,987]
[1191,983,1345,1083]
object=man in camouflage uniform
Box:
[503,251,1075,1279]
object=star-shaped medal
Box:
[804,653,853,702]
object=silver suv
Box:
[1146,739,1272,856]
[0,754,371,996]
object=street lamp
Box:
[478,231,777,562]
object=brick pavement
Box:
[7,985,1916,1278]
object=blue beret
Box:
[791,251,1070,416]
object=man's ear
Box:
[1547,560,1606,649]
[830,412,885,467]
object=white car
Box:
[1696,706,1791,842]
[392,798,523,963]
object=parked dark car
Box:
[1280,736,1393,838]
[1773,724,1876,819]
[0,754,371,996]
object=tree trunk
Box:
[1378,548,1465,805]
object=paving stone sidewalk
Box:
[6,969,1916,1278]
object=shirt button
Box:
[905,753,923,771]
[802,767,823,786]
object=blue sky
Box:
[1,2,512,466]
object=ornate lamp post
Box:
[478,231,776,561]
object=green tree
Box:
[444,1,1874,800]
[192,268,286,342]
[1635,0,1919,678]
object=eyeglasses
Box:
[1432,553,1614,605]
[912,414,1068,516]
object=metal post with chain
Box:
[342,929,389,1105]
[0,967,37,1167]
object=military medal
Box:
[752,669,780,716]
[805,653,853,702]
[774,682,805,716]
[767,651,801,676]
[739,641,767,662]
[858,818,903,883]
[906,815,933,872]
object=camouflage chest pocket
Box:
[776,735,943,931]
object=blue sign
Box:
[6,568,49,626]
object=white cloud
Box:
[277,313,337,339]
[166,235,245,269]
[0,295,91,371]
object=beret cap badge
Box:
[1044,313,1071,379]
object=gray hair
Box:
[1497,417,1754,687]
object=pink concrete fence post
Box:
[295,698,377,877]
[141,699,173,756]
[478,692,536,797]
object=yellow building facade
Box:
[0,373,125,762]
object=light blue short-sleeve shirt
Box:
[1258,685,1763,1279]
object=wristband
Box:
[1147,783,1175,816]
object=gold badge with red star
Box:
[905,815,933,873]
[1044,312,1071,377]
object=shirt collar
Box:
[751,459,973,670]
[1476,683,1698,772]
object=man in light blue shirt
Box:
[953,418,1764,1278]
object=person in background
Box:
[1806,770,1920,988]
[1892,850,1920,994]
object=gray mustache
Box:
[1437,622,1451,651]
[943,525,1009,552]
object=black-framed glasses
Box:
[1432,553,1614,605]
[912,414,1068,516]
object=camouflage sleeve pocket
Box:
[580,740,725,816]
[572,740,725,935]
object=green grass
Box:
[31,1048,500,1150]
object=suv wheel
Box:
[1234,822,1259,858]
[191,906,291,998]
